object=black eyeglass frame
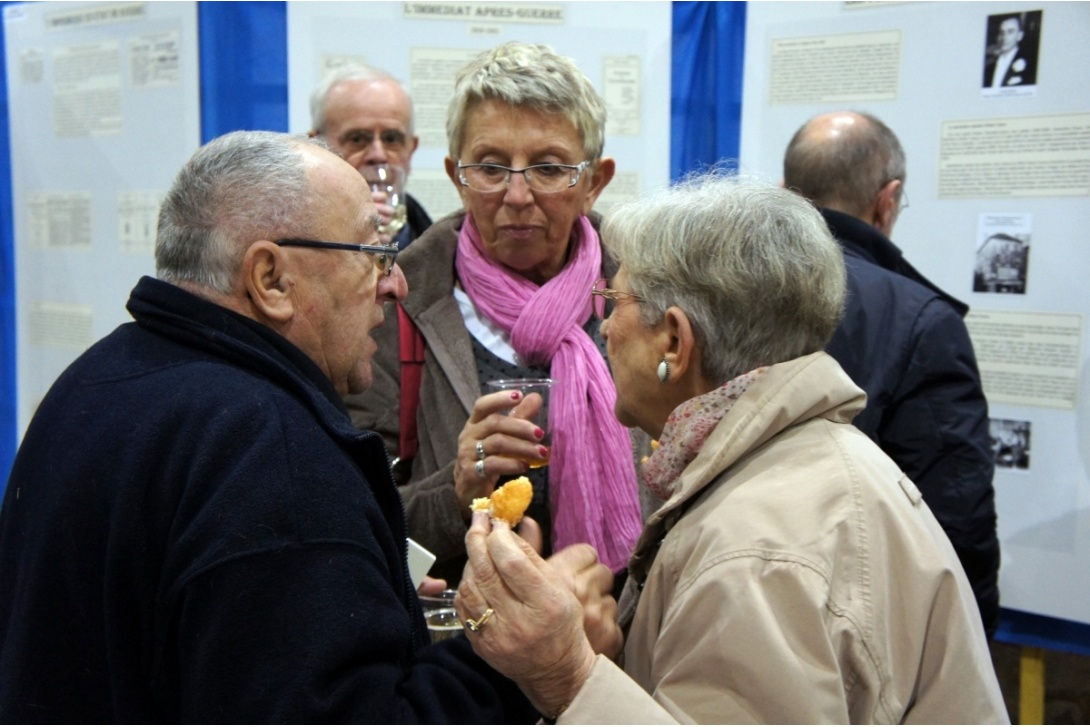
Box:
[456,160,590,193]
[591,278,645,319]
[274,238,399,277]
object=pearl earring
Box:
[657,358,670,383]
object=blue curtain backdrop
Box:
[1,0,1087,653]
[671,1,747,179]
[198,2,289,140]
[0,2,16,489]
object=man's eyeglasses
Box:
[883,179,909,212]
[591,277,645,319]
[457,161,589,194]
[337,129,408,153]
[275,238,398,277]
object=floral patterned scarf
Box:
[642,368,768,501]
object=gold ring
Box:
[475,441,486,461]
[465,607,495,633]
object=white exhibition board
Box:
[740,2,1090,625]
[286,1,672,223]
[3,1,200,435]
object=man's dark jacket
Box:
[396,193,433,250]
[0,277,534,723]
[983,46,1037,87]
[821,209,1000,636]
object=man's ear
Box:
[582,157,616,214]
[872,179,901,237]
[243,240,295,324]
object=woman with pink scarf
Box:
[346,42,646,586]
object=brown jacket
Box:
[346,211,653,583]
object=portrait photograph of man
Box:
[982,10,1042,94]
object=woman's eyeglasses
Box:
[591,278,644,319]
[275,238,398,277]
[456,161,589,194]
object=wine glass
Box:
[359,163,408,242]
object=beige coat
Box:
[563,353,1007,724]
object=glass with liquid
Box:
[420,589,462,643]
[359,163,408,239]
[484,378,553,469]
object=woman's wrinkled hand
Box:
[453,390,548,517]
[456,511,602,717]
[547,544,623,661]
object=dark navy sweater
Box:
[822,210,1000,636]
[0,277,534,723]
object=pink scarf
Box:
[455,214,642,572]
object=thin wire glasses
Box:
[883,179,909,212]
[275,238,399,277]
[591,278,645,319]
[335,129,409,154]
[457,161,589,194]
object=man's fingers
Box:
[417,575,448,596]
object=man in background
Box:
[309,63,432,249]
[783,111,1001,637]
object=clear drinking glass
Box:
[359,163,408,239]
[419,589,461,643]
[484,378,553,469]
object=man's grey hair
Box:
[309,63,414,136]
[155,131,330,294]
[446,42,606,162]
[601,170,846,384]
[783,111,906,217]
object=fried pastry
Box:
[471,476,533,526]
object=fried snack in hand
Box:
[471,476,533,526]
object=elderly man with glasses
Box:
[0,131,619,722]
[309,63,432,250]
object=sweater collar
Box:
[819,208,969,316]
[126,276,352,424]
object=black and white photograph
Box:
[989,418,1032,470]
[982,10,1042,96]
[974,213,1031,294]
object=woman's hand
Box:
[453,389,549,516]
[456,511,600,717]
[547,544,623,661]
